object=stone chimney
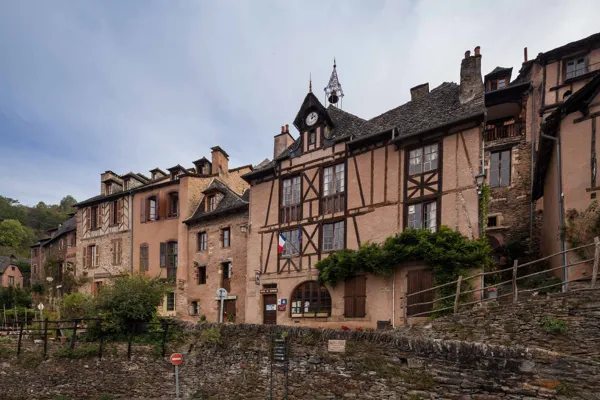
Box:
[410,83,429,101]
[274,125,295,159]
[211,146,229,176]
[459,46,484,104]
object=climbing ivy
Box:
[564,201,600,259]
[479,185,490,236]
[316,226,492,289]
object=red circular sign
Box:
[170,353,183,365]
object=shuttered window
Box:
[344,275,367,318]
[90,206,100,230]
[159,242,166,268]
[111,239,122,266]
[197,232,207,251]
[140,244,149,271]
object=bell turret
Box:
[324,59,344,108]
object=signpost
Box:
[216,288,228,323]
[37,303,44,328]
[170,353,183,399]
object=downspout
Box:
[539,127,567,290]
[392,269,396,329]
[129,192,134,275]
[529,87,536,251]
[480,110,487,298]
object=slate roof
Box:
[0,256,29,274]
[367,82,485,140]
[44,216,76,246]
[485,66,512,78]
[326,105,366,140]
[184,179,248,224]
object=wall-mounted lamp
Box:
[475,172,486,194]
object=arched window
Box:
[290,281,331,317]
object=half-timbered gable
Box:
[244,50,487,329]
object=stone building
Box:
[130,147,251,318]
[532,32,600,280]
[74,171,147,295]
[0,255,27,288]
[242,51,487,328]
[182,179,249,323]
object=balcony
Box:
[321,192,346,214]
[484,121,522,142]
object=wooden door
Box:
[407,269,434,317]
[263,294,277,325]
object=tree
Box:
[0,219,28,251]
[0,196,27,225]
[59,195,77,213]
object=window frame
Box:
[147,196,158,221]
[565,55,588,80]
[489,149,511,188]
[109,200,119,226]
[167,192,179,218]
[322,220,345,252]
[166,241,178,269]
[207,195,216,212]
[280,228,301,257]
[290,281,332,318]
[90,205,100,230]
[406,200,438,232]
[8,276,15,287]
[166,292,176,312]
[222,227,231,248]
[197,265,207,285]
[408,143,439,175]
[280,175,302,223]
[197,231,207,252]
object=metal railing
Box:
[401,237,600,324]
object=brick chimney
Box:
[211,146,229,176]
[273,125,295,159]
[459,46,484,104]
[410,83,429,101]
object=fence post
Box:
[43,317,48,359]
[17,321,24,356]
[591,237,600,289]
[454,276,463,314]
[512,260,518,304]
[161,321,169,359]
[70,319,78,349]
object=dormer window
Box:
[565,56,587,80]
[123,179,130,190]
[207,195,216,211]
[152,172,158,180]
[490,78,507,91]
[105,183,112,195]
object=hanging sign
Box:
[260,288,278,294]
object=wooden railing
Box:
[321,192,346,214]
[484,121,522,142]
[401,237,600,324]
[280,204,301,223]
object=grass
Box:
[54,344,99,359]
[400,369,436,390]
[0,337,14,343]
[0,346,15,358]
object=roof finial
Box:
[309,73,312,93]
[334,58,336,68]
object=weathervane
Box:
[324,58,344,108]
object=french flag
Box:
[278,234,286,253]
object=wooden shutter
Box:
[97,205,103,228]
[159,242,166,268]
[85,208,91,231]
[156,193,162,220]
[117,240,122,264]
[95,245,100,267]
[117,199,123,224]
[140,197,147,223]
[344,278,355,317]
[83,246,87,268]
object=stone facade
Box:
[2,288,599,399]
[183,210,249,323]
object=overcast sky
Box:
[1,0,599,206]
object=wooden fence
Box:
[402,238,600,324]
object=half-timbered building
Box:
[243,50,487,328]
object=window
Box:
[344,275,367,318]
[94,281,103,295]
[207,195,216,211]
[84,245,99,268]
[566,56,587,80]
[409,144,438,175]
[490,79,497,91]
[90,206,100,230]
[323,164,345,197]
[323,221,344,251]
[8,276,14,287]
[197,231,207,252]
[487,216,498,227]
[407,201,437,232]
[309,130,316,145]
[59,239,64,250]
[222,228,230,248]
[166,292,175,312]
[222,262,232,291]
[110,200,120,226]
[190,301,199,316]
[168,192,179,218]
[282,176,301,206]
[112,239,122,266]
[140,244,149,271]
[197,265,207,284]
[162,242,177,278]
[105,183,112,195]
[497,78,506,89]
[148,196,157,221]
[291,281,332,317]
[32,248,38,258]
[490,150,511,187]
[281,229,301,257]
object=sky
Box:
[1,0,599,206]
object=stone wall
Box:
[2,288,600,399]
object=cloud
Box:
[0,0,599,205]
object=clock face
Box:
[305,111,318,126]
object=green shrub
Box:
[541,316,568,334]
[200,327,222,347]
[58,292,94,320]
[54,344,98,359]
